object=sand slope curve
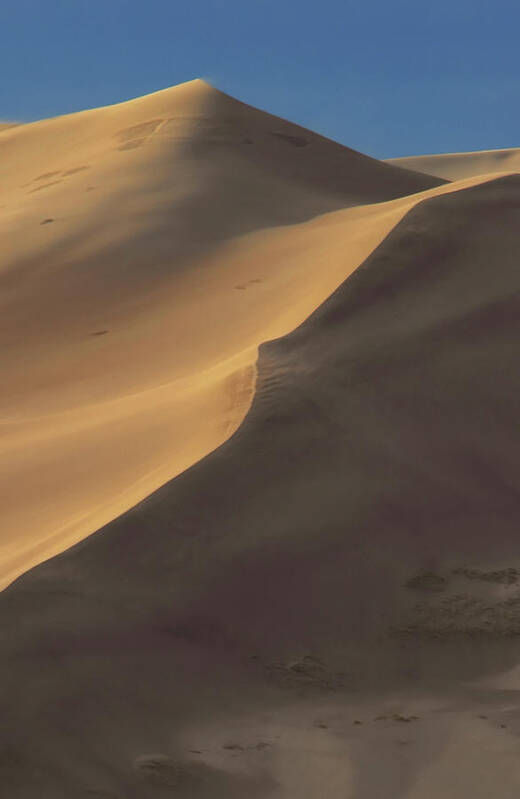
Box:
[0,80,446,586]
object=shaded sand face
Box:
[1,82,520,797]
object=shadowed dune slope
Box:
[0,80,448,587]
[388,146,520,180]
[2,175,520,798]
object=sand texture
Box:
[1,82,520,797]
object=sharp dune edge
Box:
[1,81,520,797]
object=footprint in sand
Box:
[115,119,164,151]
[62,166,90,176]
[26,166,90,192]
[29,180,64,193]
[33,170,62,181]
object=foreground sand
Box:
[1,83,520,797]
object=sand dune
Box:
[0,80,446,587]
[2,173,520,797]
[2,82,520,797]
[387,146,520,180]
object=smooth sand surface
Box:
[1,83,520,797]
[0,80,445,587]
[387,146,520,181]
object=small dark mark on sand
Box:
[118,138,146,151]
[34,171,61,181]
[29,180,63,193]
[40,218,54,225]
[453,566,519,585]
[405,571,447,591]
[62,166,90,176]
[91,330,109,336]
[270,132,308,147]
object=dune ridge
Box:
[0,122,21,132]
[387,146,520,180]
[0,79,447,587]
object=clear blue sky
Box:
[1,0,518,158]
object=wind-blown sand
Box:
[1,82,520,797]
[387,146,520,180]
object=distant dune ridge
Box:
[1,81,520,797]
[387,146,520,180]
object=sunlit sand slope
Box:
[2,175,520,798]
[388,146,520,180]
[0,81,445,586]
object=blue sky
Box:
[1,0,518,158]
